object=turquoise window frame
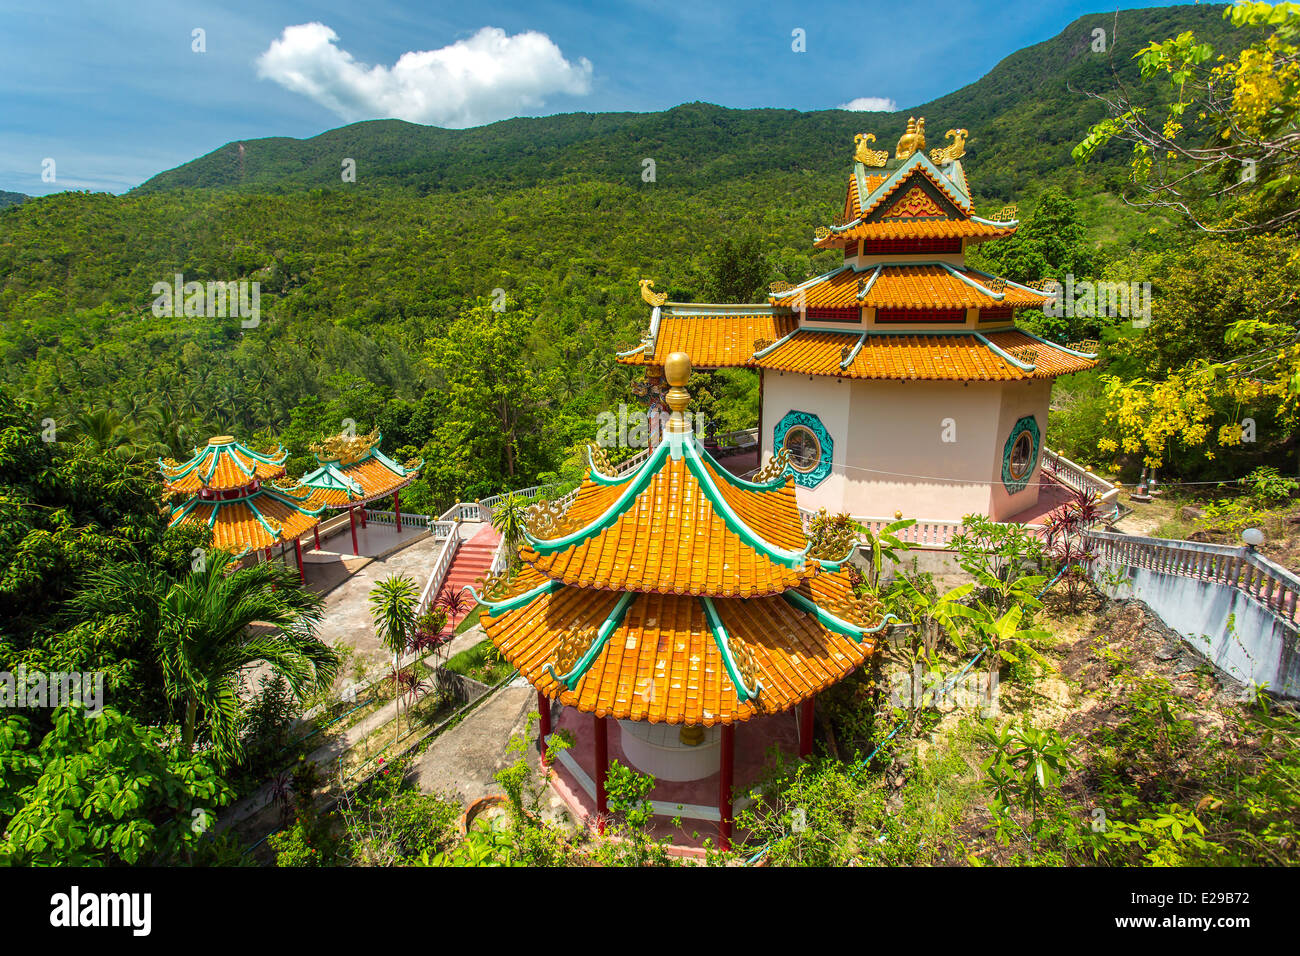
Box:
[1002,415,1041,494]
[774,410,832,488]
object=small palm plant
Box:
[969,603,1052,703]
[490,492,532,572]
[368,575,420,743]
[73,550,337,765]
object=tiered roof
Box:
[160,436,288,494]
[478,353,891,726]
[160,436,324,555]
[616,122,1099,382]
[167,480,326,553]
[300,429,423,508]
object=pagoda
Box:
[160,436,326,581]
[300,429,424,555]
[475,353,893,848]
[619,121,1098,523]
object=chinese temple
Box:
[160,436,326,580]
[475,353,892,848]
[619,121,1098,523]
[300,429,424,555]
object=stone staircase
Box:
[439,524,501,626]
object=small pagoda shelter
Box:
[475,353,891,847]
[300,430,424,555]
[160,436,326,581]
[619,121,1099,523]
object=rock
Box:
[1154,641,1181,661]
[1179,505,1206,521]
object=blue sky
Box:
[0,0,1186,195]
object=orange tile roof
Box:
[814,218,1016,248]
[521,448,814,597]
[301,447,423,508]
[755,329,1097,381]
[483,587,879,725]
[169,487,324,553]
[161,437,287,494]
[982,330,1099,378]
[617,309,798,368]
[771,265,1051,310]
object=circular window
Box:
[773,411,833,487]
[783,425,822,473]
[1001,415,1041,494]
[1008,431,1034,480]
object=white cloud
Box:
[838,97,897,113]
[256,23,593,128]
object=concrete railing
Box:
[1041,448,1120,511]
[1088,530,1300,626]
[417,533,461,615]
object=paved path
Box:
[312,534,447,671]
[409,676,539,805]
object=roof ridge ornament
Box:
[639,278,667,307]
[895,117,927,160]
[853,132,888,167]
[663,351,692,435]
[928,128,969,165]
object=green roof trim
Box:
[783,589,898,643]
[471,576,564,614]
[545,590,636,689]
[700,596,760,703]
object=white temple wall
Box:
[988,379,1053,521]
[843,379,1000,519]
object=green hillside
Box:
[0,3,1264,512]
[136,5,1249,203]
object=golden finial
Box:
[639,278,667,307]
[895,117,927,160]
[663,351,692,431]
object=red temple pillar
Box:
[313,526,321,550]
[594,714,608,831]
[348,507,359,555]
[394,490,402,533]
[719,723,735,851]
[799,696,816,758]
[538,691,552,764]
[294,538,305,583]
[360,506,367,528]
[264,546,272,564]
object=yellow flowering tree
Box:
[1075,2,1300,234]
[1075,3,1300,470]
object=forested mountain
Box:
[0,3,1267,513]
[136,5,1249,202]
[0,191,25,209]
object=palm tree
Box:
[368,574,420,743]
[73,551,336,764]
[70,406,148,459]
[489,492,531,572]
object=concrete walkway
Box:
[311,533,447,671]
[409,678,539,806]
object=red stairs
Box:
[440,524,501,627]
